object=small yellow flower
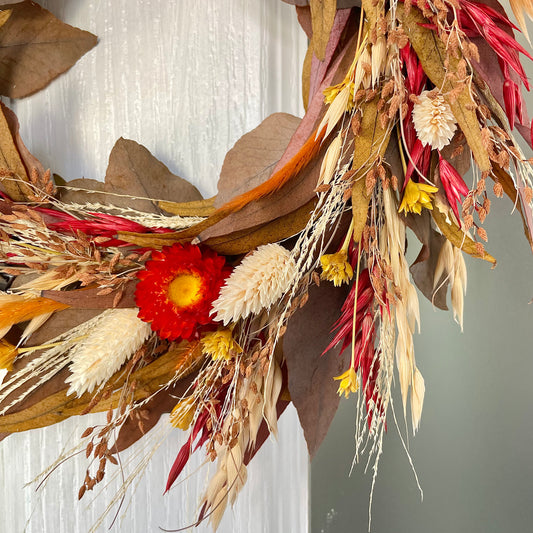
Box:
[399,179,439,215]
[202,328,242,362]
[334,367,358,399]
[323,80,355,111]
[170,396,196,430]
[320,251,354,287]
[0,339,18,371]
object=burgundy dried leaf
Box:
[0,1,98,98]
[308,9,352,104]
[283,282,351,458]
[471,0,531,148]
[405,210,449,311]
[296,6,312,39]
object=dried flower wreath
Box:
[1,0,533,529]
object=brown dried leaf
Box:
[158,197,215,217]
[283,282,351,458]
[0,103,31,200]
[0,1,98,98]
[302,41,314,110]
[103,138,202,213]
[203,199,315,254]
[308,9,353,106]
[351,98,392,242]
[440,131,470,176]
[310,0,338,61]
[41,282,137,310]
[58,177,105,204]
[214,113,301,208]
[1,103,47,189]
[112,379,194,453]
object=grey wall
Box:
[311,8,533,533]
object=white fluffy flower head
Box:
[412,91,456,150]
[212,243,297,325]
[66,308,151,397]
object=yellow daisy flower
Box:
[399,179,439,215]
[320,251,354,287]
[334,367,358,399]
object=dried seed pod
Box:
[477,227,488,242]
[81,427,94,439]
[493,181,504,198]
[85,441,94,459]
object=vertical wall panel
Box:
[0,1,308,532]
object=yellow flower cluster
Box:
[399,179,439,215]
[202,328,242,362]
[320,251,354,287]
[323,80,356,111]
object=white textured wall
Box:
[0,1,308,532]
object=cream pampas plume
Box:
[434,241,467,331]
[212,243,297,325]
[412,91,457,150]
[509,0,533,42]
[66,308,151,397]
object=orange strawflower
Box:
[135,243,228,341]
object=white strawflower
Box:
[412,91,457,150]
[212,243,296,325]
[66,308,152,397]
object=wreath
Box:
[0,0,533,530]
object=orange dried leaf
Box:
[0,297,69,332]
